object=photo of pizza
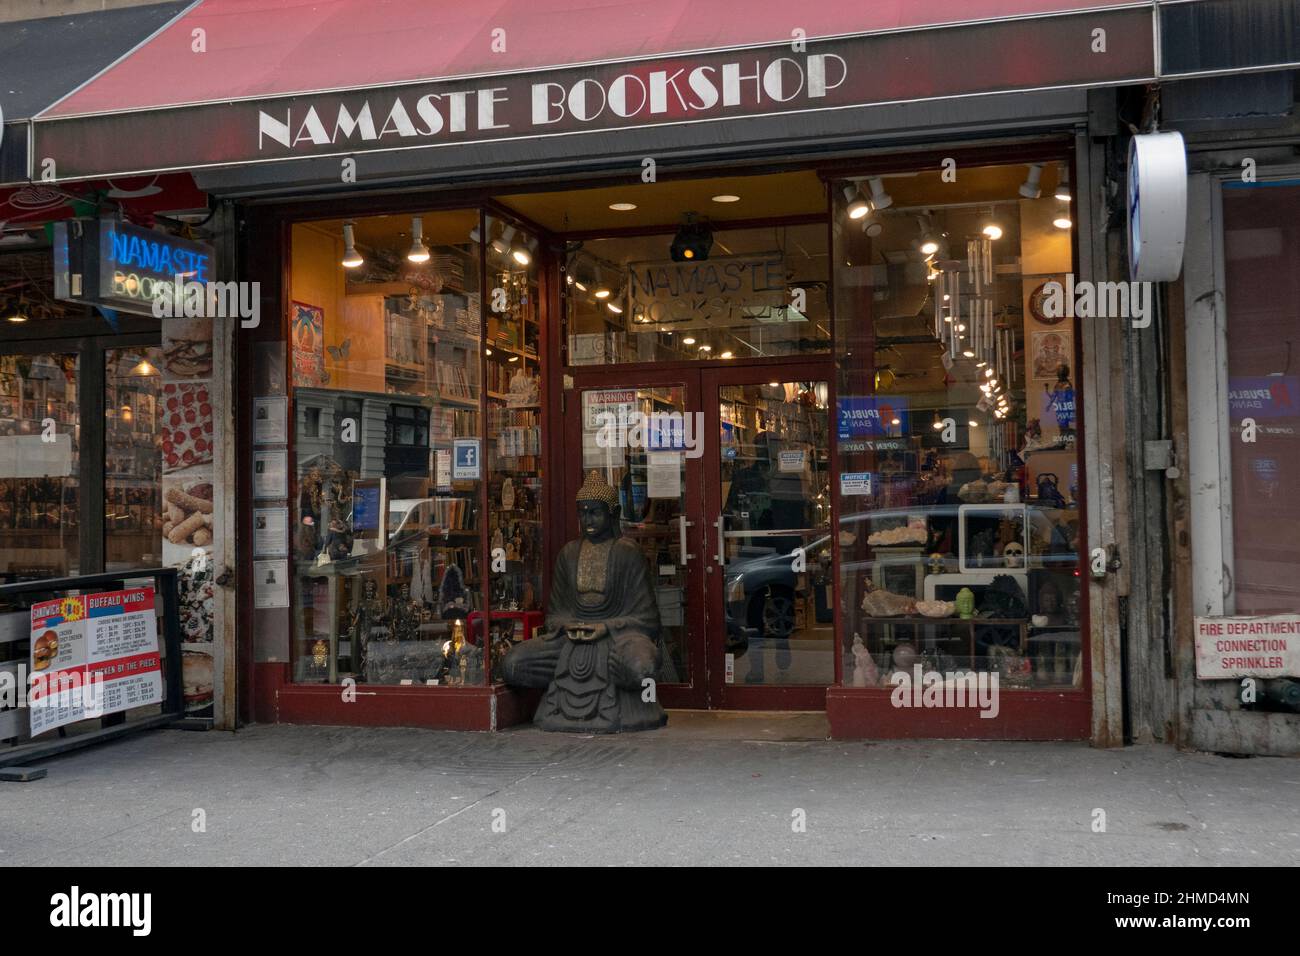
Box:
[161,382,214,472]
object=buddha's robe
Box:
[502,536,667,733]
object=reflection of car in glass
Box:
[387,498,435,550]
[725,504,1080,649]
[724,536,833,652]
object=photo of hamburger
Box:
[32,629,58,671]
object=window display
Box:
[833,161,1084,690]
[288,209,496,686]
[484,214,544,662]
[105,347,165,571]
[0,352,80,581]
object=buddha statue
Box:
[501,470,667,733]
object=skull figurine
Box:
[1002,541,1025,568]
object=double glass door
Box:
[567,362,834,709]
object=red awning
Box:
[32,0,1166,181]
[43,0,1147,118]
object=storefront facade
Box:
[8,0,1296,748]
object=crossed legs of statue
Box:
[501,631,657,689]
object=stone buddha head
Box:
[576,470,621,543]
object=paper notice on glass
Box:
[252,396,288,444]
[777,449,806,473]
[253,449,288,499]
[646,452,681,499]
[435,449,452,491]
[253,559,290,608]
[253,506,289,558]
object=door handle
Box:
[714,516,725,566]
[679,515,693,564]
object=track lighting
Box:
[407,216,430,263]
[1019,163,1044,200]
[592,264,610,298]
[843,184,870,220]
[1054,214,1073,230]
[511,234,536,267]
[341,223,363,268]
[868,177,893,210]
[1054,167,1072,202]
[861,208,883,238]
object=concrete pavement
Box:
[2,713,1298,866]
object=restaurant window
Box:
[105,346,165,571]
[1221,180,1300,615]
[287,208,544,687]
[0,351,80,580]
[833,162,1084,691]
[566,222,829,365]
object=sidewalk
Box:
[2,713,1297,866]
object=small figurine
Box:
[851,634,878,688]
[955,587,976,620]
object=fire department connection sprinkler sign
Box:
[29,588,163,736]
[1194,615,1300,679]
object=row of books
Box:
[430,407,479,443]
[429,495,476,530]
[431,360,476,398]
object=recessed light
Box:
[683,337,696,345]
[609,202,637,211]
[698,344,712,353]
[711,194,740,203]
[720,351,734,359]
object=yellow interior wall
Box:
[290,224,386,394]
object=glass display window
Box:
[833,161,1085,691]
[287,209,493,686]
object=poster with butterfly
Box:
[290,301,325,387]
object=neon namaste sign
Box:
[103,224,209,284]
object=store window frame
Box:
[0,315,162,580]
[241,195,555,694]
[1184,163,1300,617]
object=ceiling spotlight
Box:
[698,344,713,353]
[711,194,741,204]
[490,225,514,255]
[962,349,975,358]
[609,202,637,211]
[511,235,533,267]
[932,419,944,430]
[985,368,995,378]
[868,177,893,210]
[670,214,713,261]
[407,216,430,263]
[592,264,610,298]
[606,300,623,315]
[341,222,363,268]
[842,184,870,220]
[890,417,901,426]
[1019,163,1044,200]
[1054,167,1072,202]
[861,208,883,238]
[968,420,979,428]
[683,337,696,345]
[1054,215,1073,230]
[720,351,734,359]
[982,212,1003,241]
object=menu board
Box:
[29,588,164,736]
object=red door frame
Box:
[701,359,837,710]
[565,358,837,711]
[563,366,710,709]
